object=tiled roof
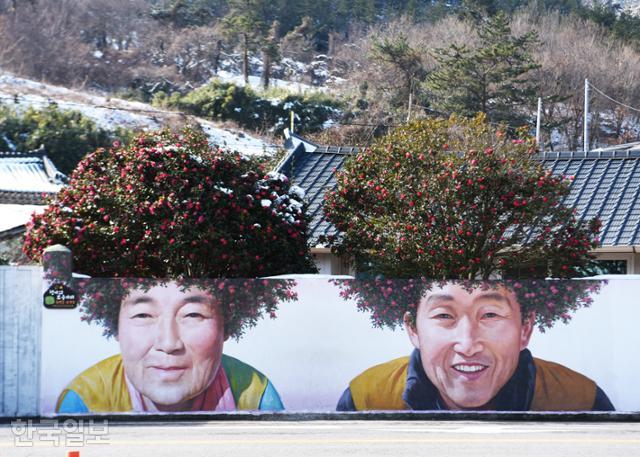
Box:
[538,150,640,246]
[0,150,66,204]
[277,132,358,245]
[278,133,640,247]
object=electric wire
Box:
[588,81,640,114]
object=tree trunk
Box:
[212,39,221,75]
[243,33,249,84]
[262,49,270,89]
[328,32,335,56]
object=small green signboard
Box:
[43,283,78,309]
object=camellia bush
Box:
[24,127,317,278]
[331,278,604,332]
[324,114,601,280]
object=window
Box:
[589,259,627,275]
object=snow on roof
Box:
[0,151,65,194]
[0,204,44,232]
[591,141,640,153]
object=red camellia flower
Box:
[28,128,319,339]
[324,114,600,281]
[24,127,318,280]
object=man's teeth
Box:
[453,364,486,373]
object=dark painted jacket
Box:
[337,349,614,411]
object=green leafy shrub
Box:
[166,79,341,134]
[23,127,318,278]
[0,104,130,174]
[324,114,601,280]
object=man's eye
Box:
[132,313,152,319]
[434,313,453,319]
[483,312,499,319]
[185,312,205,319]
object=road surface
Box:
[1,420,639,457]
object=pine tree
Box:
[425,12,541,126]
[150,0,225,27]
[371,33,426,121]
[222,0,269,83]
[261,20,281,89]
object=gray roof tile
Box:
[278,136,640,247]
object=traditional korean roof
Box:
[277,132,640,247]
[0,149,66,205]
[537,149,640,246]
[277,131,357,245]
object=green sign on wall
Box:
[43,283,78,309]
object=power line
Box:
[588,82,640,114]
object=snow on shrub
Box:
[24,126,317,278]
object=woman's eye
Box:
[434,313,453,319]
[132,313,152,319]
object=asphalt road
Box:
[1,420,640,457]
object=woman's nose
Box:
[153,318,185,354]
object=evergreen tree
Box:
[222,0,269,83]
[425,12,541,126]
[0,104,122,174]
[371,33,426,121]
[261,20,281,89]
[149,0,226,27]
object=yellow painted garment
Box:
[56,353,268,412]
[56,354,131,413]
[349,356,596,411]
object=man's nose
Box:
[452,317,483,356]
[153,317,185,354]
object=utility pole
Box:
[584,79,589,153]
[407,86,413,123]
[536,97,542,152]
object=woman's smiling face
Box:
[405,284,534,410]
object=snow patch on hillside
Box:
[216,70,320,94]
[0,73,276,155]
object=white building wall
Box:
[0,265,42,416]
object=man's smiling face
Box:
[405,283,534,410]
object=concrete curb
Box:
[2,411,640,424]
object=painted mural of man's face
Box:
[404,283,535,410]
[117,282,227,411]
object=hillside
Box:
[2,0,640,151]
[0,74,277,156]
